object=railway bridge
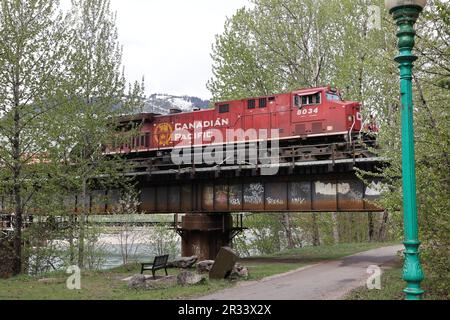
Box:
[104,153,385,260]
[1,145,386,261]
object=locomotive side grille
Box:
[312,122,323,134]
[295,124,306,135]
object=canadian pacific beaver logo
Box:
[154,123,173,146]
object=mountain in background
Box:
[143,94,211,114]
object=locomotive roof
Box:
[116,85,338,123]
[214,85,332,106]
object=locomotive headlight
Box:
[348,116,354,122]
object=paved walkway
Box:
[198,245,402,300]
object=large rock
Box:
[209,247,239,280]
[230,263,249,280]
[127,275,147,289]
[127,274,177,290]
[197,260,215,273]
[177,271,206,286]
[38,278,65,285]
[167,256,198,269]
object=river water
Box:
[29,227,261,272]
[96,231,181,270]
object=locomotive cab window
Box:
[218,104,229,114]
[247,99,256,109]
[326,92,341,101]
[296,92,321,107]
[259,98,267,108]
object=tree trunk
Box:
[77,178,87,268]
[332,212,339,244]
[312,213,320,246]
[368,212,374,242]
[282,213,295,249]
[350,213,357,242]
[12,174,23,275]
[12,82,23,276]
[378,211,389,241]
[68,212,75,265]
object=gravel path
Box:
[198,245,403,300]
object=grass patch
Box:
[0,242,398,300]
[0,269,231,300]
[345,261,405,300]
[241,242,398,282]
[345,260,448,300]
[244,242,398,263]
[246,263,307,280]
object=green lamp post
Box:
[385,0,427,300]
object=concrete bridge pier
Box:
[178,213,234,261]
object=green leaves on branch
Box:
[0,0,145,273]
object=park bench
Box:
[140,254,169,279]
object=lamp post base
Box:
[403,241,425,300]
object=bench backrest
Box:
[153,255,169,268]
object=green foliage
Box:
[234,213,395,257]
[0,0,74,275]
[208,0,397,109]
[79,224,108,271]
[360,0,450,296]
[148,224,180,259]
[0,0,145,274]
[346,260,448,300]
[211,0,448,296]
[42,0,145,269]
[0,242,396,300]
[234,214,283,256]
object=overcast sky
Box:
[107,0,249,100]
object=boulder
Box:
[230,263,249,280]
[197,260,215,273]
[127,274,177,290]
[127,274,147,289]
[209,247,239,280]
[38,278,64,285]
[177,271,206,286]
[167,256,198,269]
[144,276,177,289]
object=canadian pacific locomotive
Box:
[106,86,375,167]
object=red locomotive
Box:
[106,86,373,164]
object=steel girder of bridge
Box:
[125,158,384,214]
[67,158,386,215]
[0,159,385,216]
[1,157,386,260]
[131,159,384,260]
[135,172,383,214]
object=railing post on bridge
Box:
[386,0,427,300]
